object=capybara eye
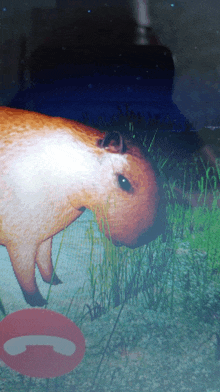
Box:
[118,174,132,192]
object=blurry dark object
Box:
[27,6,174,83]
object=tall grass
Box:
[86,218,174,318]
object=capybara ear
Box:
[97,131,126,153]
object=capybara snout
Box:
[0,107,165,306]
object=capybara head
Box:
[85,131,166,248]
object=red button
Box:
[0,309,85,378]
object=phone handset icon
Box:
[4,335,76,356]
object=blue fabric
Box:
[9,63,187,129]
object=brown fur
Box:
[0,107,165,306]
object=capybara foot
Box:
[51,273,63,285]
[42,272,62,285]
[22,290,48,307]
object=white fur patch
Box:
[8,135,98,193]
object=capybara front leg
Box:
[6,243,47,307]
[36,238,62,285]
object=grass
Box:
[80,111,220,323]
[1,111,220,391]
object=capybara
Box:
[0,107,165,306]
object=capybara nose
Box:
[113,204,167,249]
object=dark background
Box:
[1,0,220,148]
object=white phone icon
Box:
[4,335,76,356]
